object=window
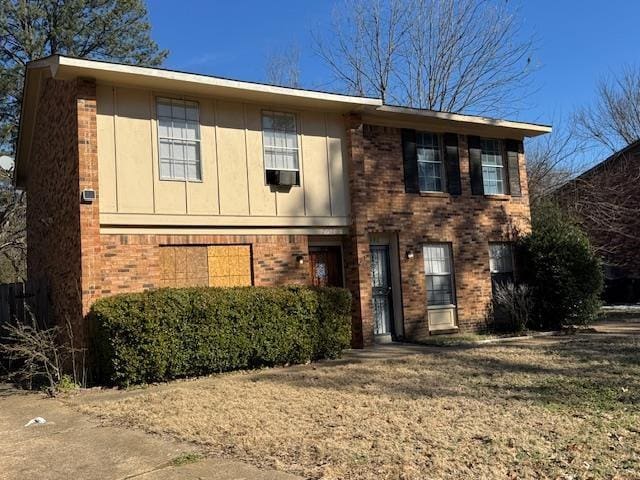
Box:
[159,245,252,288]
[481,138,506,195]
[157,98,201,181]
[489,243,514,290]
[262,111,300,184]
[417,132,444,192]
[423,244,456,306]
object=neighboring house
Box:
[556,140,640,303]
[14,55,550,348]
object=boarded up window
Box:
[207,245,252,287]
[159,245,252,288]
[159,246,208,287]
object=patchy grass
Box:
[71,334,640,479]
[170,452,203,467]
[416,333,498,346]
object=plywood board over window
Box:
[159,245,252,288]
[207,245,252,287]
[159,246,208,287]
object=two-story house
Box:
[556,140,640,304]
[15,55,550,348]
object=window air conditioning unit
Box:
[266,170,299,187]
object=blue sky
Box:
[146,0,640,128]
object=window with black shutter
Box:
[401,129,419,193]
[443,133,461,195]
[506,139,523,197]
[468,135,484,195]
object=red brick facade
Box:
[343,121,531,345]
[26,79,532,349]
[556,142,640,303]
[26,78,99,345]
[93,234,310,300]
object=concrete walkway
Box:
[0,389,301,480]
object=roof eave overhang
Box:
[363,105,552,139]
[46,55,382,111]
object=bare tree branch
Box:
[265,44,301,88]
[574,65,640,152]
[314,0,535,115]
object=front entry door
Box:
[309,246,344,287]
[370,245,393,336]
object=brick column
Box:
[76,80,101,321]
[344,115,374,348]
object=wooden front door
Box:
[309,246,344,287]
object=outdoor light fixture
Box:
[406,250,415,259]
[296,255,305,265]
[81,188,96,203]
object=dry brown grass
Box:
[70,334,640,479]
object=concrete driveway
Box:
[0,387,300,480]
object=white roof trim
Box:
[374,105,552,134]
[28,55,382,107]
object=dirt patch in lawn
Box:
[69,335,640,479]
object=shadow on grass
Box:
[251,334,640,413]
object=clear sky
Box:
[146,0,640,128]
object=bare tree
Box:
[574,65,640,152]
[314,0,410,103]
[560,153,640,267]
[526,119,586,204]
[265,45,301,88]
[314,0,535,114]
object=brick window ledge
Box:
[484,194,511,201]
[419,191,450,198]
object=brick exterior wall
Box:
[26,78,99,345]
[27,79,533,350]
[557,145,640,279]
[344,120,532,344]
[556,144,640,302]
[91,234,310,300]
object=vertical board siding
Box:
[96,85,349,222]
[113,87,155,212]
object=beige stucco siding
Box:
[96,84,350,227]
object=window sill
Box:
[427,304,457,310]
[159,177,203,184]
[419,191,449,198]
[484,194,510,201]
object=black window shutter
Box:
[443,133,461,195]
[505,139,523,197]
[468,135,484,195]
[401,129,419,193]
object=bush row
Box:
[90,286,352,386]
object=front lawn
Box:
[70,333,640,479]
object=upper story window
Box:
[423,243,456,307]
[262,111,300,186]
[417,132,444,192]
[480,138,506,195]
[157,98,201,181]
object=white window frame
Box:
[261,110,300,174]
[480,138,507,195]
[423,243,456,308]
[417,132,445,192]
[156,97,202,182]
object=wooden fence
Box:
[0,280,50,329]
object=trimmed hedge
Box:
[91,286,352,386]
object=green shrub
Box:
[90,286,352,386]
[517,201,603,329]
